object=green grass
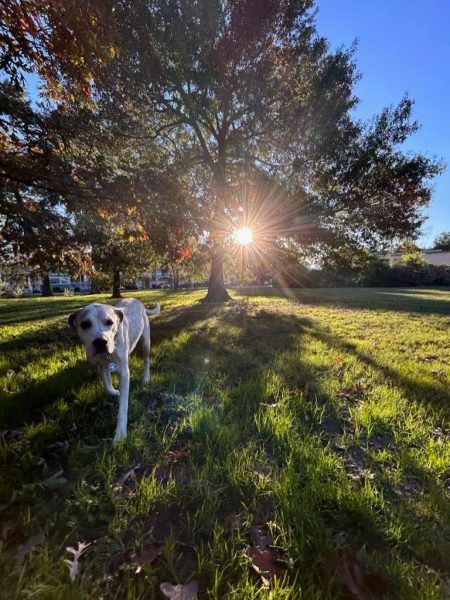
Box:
[1,287,449,599]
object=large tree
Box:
[68,0,438,301]
[2,1,443,302]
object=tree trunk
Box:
[42,273,54,297]
[203,248,231,302]
[203,143,230,302]
[171,264,180,290]
[112,266,122,298]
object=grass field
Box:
[1,287,449,599]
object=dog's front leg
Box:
[98,366,120,397]
[114,362,130,442]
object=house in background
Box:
[132,268,174,290]
[0,266,34,295]
[31,272,91,293]
[384,249,450,267]
[27,268,174,295]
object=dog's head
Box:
[69,303,124,361]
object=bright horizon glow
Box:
[233,227,253,246]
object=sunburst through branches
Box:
[233,227,253,246]
[215,179,317,288]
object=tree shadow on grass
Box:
[0,321,74,359]
[0,363,97,428]
[150,301,314,394]
[0,298,92,326]
[152,298,449,420]
[238,286,450,316]
[0,289,181,326]
[149,301,450,570]
[307,325,450,417]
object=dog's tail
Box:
[146,303,161,316]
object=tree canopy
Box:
[0,0,444,299]
[433,231,450,251]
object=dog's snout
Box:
[93,338,108,353]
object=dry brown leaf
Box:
[1,521,18,546]
[131,545,162,573]
[154,462,189,486]
[338,384,367,403]
[160,580,198,599]
[167,448,190,460]
[248,547,284,586]
[322,551,386,600]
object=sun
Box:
[233,227,253,246]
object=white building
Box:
[385,249,450,267]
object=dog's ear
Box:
[114,309,124,323]
[68,311,79,329]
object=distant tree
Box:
[0,188,89,295]
[74,210,155,298]
[433,231,450,251]
[0,82,93,295]
[391,239,421,253]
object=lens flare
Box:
[233,227,253,246]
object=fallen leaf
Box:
[64,541,91,581]
[131,545,162,573]
[113,464,141,490]
[248,547,284,586]
[20,469,69,492]
[50,440,70,452]
[322,551,386,599]
[1,521,19,546]
[338,384,367,404]
[1,429,24,440]
[44,470,68,489]
[160,580,198,599]
[154,462,189,486]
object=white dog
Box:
[69,298,160,441]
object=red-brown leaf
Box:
[322,551,386,600]
[248,547,284,582]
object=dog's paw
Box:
[113,428,127,443]
[108,388,120,397]
[142,375,150,384]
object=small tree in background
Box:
[433,231,450,251]
[391,239,422,253]
[75,210,155,298]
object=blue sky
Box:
[316,0,450,247]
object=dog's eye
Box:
[105,319,114,326]
[80,320,92,330]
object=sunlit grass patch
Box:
[0,287,449,598]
